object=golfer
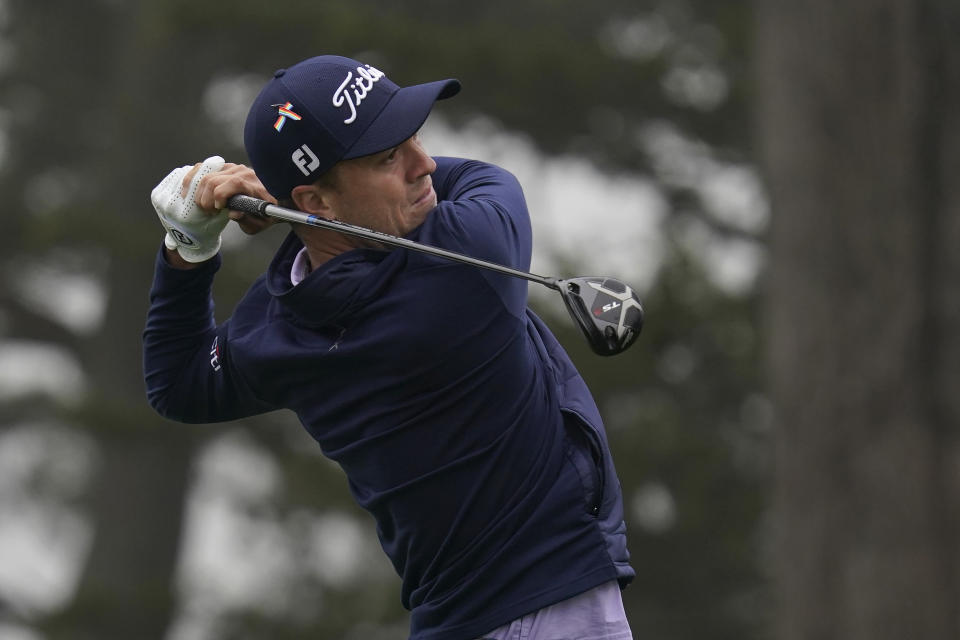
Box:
[145,54,634,640]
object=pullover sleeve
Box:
[424,157,533,318]
[142,248,274,423]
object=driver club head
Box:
[557,277,644,356]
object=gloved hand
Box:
[151,156,230,263]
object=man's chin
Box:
[401,208,433,236]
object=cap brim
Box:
[344,78,460,160]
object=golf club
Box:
[226,195,644,356]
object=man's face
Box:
[325,134,438,238]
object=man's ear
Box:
[291,184,335,216]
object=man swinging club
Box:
[144,54,635,639]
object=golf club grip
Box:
[227,194,270,216]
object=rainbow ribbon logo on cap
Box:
[273,102,302,131]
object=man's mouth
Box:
[413,185,435,206]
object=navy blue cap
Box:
[243,55,460,199]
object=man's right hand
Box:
[151,156,231,264]
[181,161,278,236]
[151,158,278,267]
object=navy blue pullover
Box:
[144,157,634,639]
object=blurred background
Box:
[0,0,958,638]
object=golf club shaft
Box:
[227,195,560,290]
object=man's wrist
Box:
[163,246,205,270]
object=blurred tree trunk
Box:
[756,1,960,640]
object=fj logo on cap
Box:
[332,64,386,125]
[272,102,302,131]
[292,144,320,176]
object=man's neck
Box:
[292,223,383,270]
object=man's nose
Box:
[406,138,436,180]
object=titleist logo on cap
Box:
[332,64,386,125]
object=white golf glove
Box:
[151,155,229,263]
